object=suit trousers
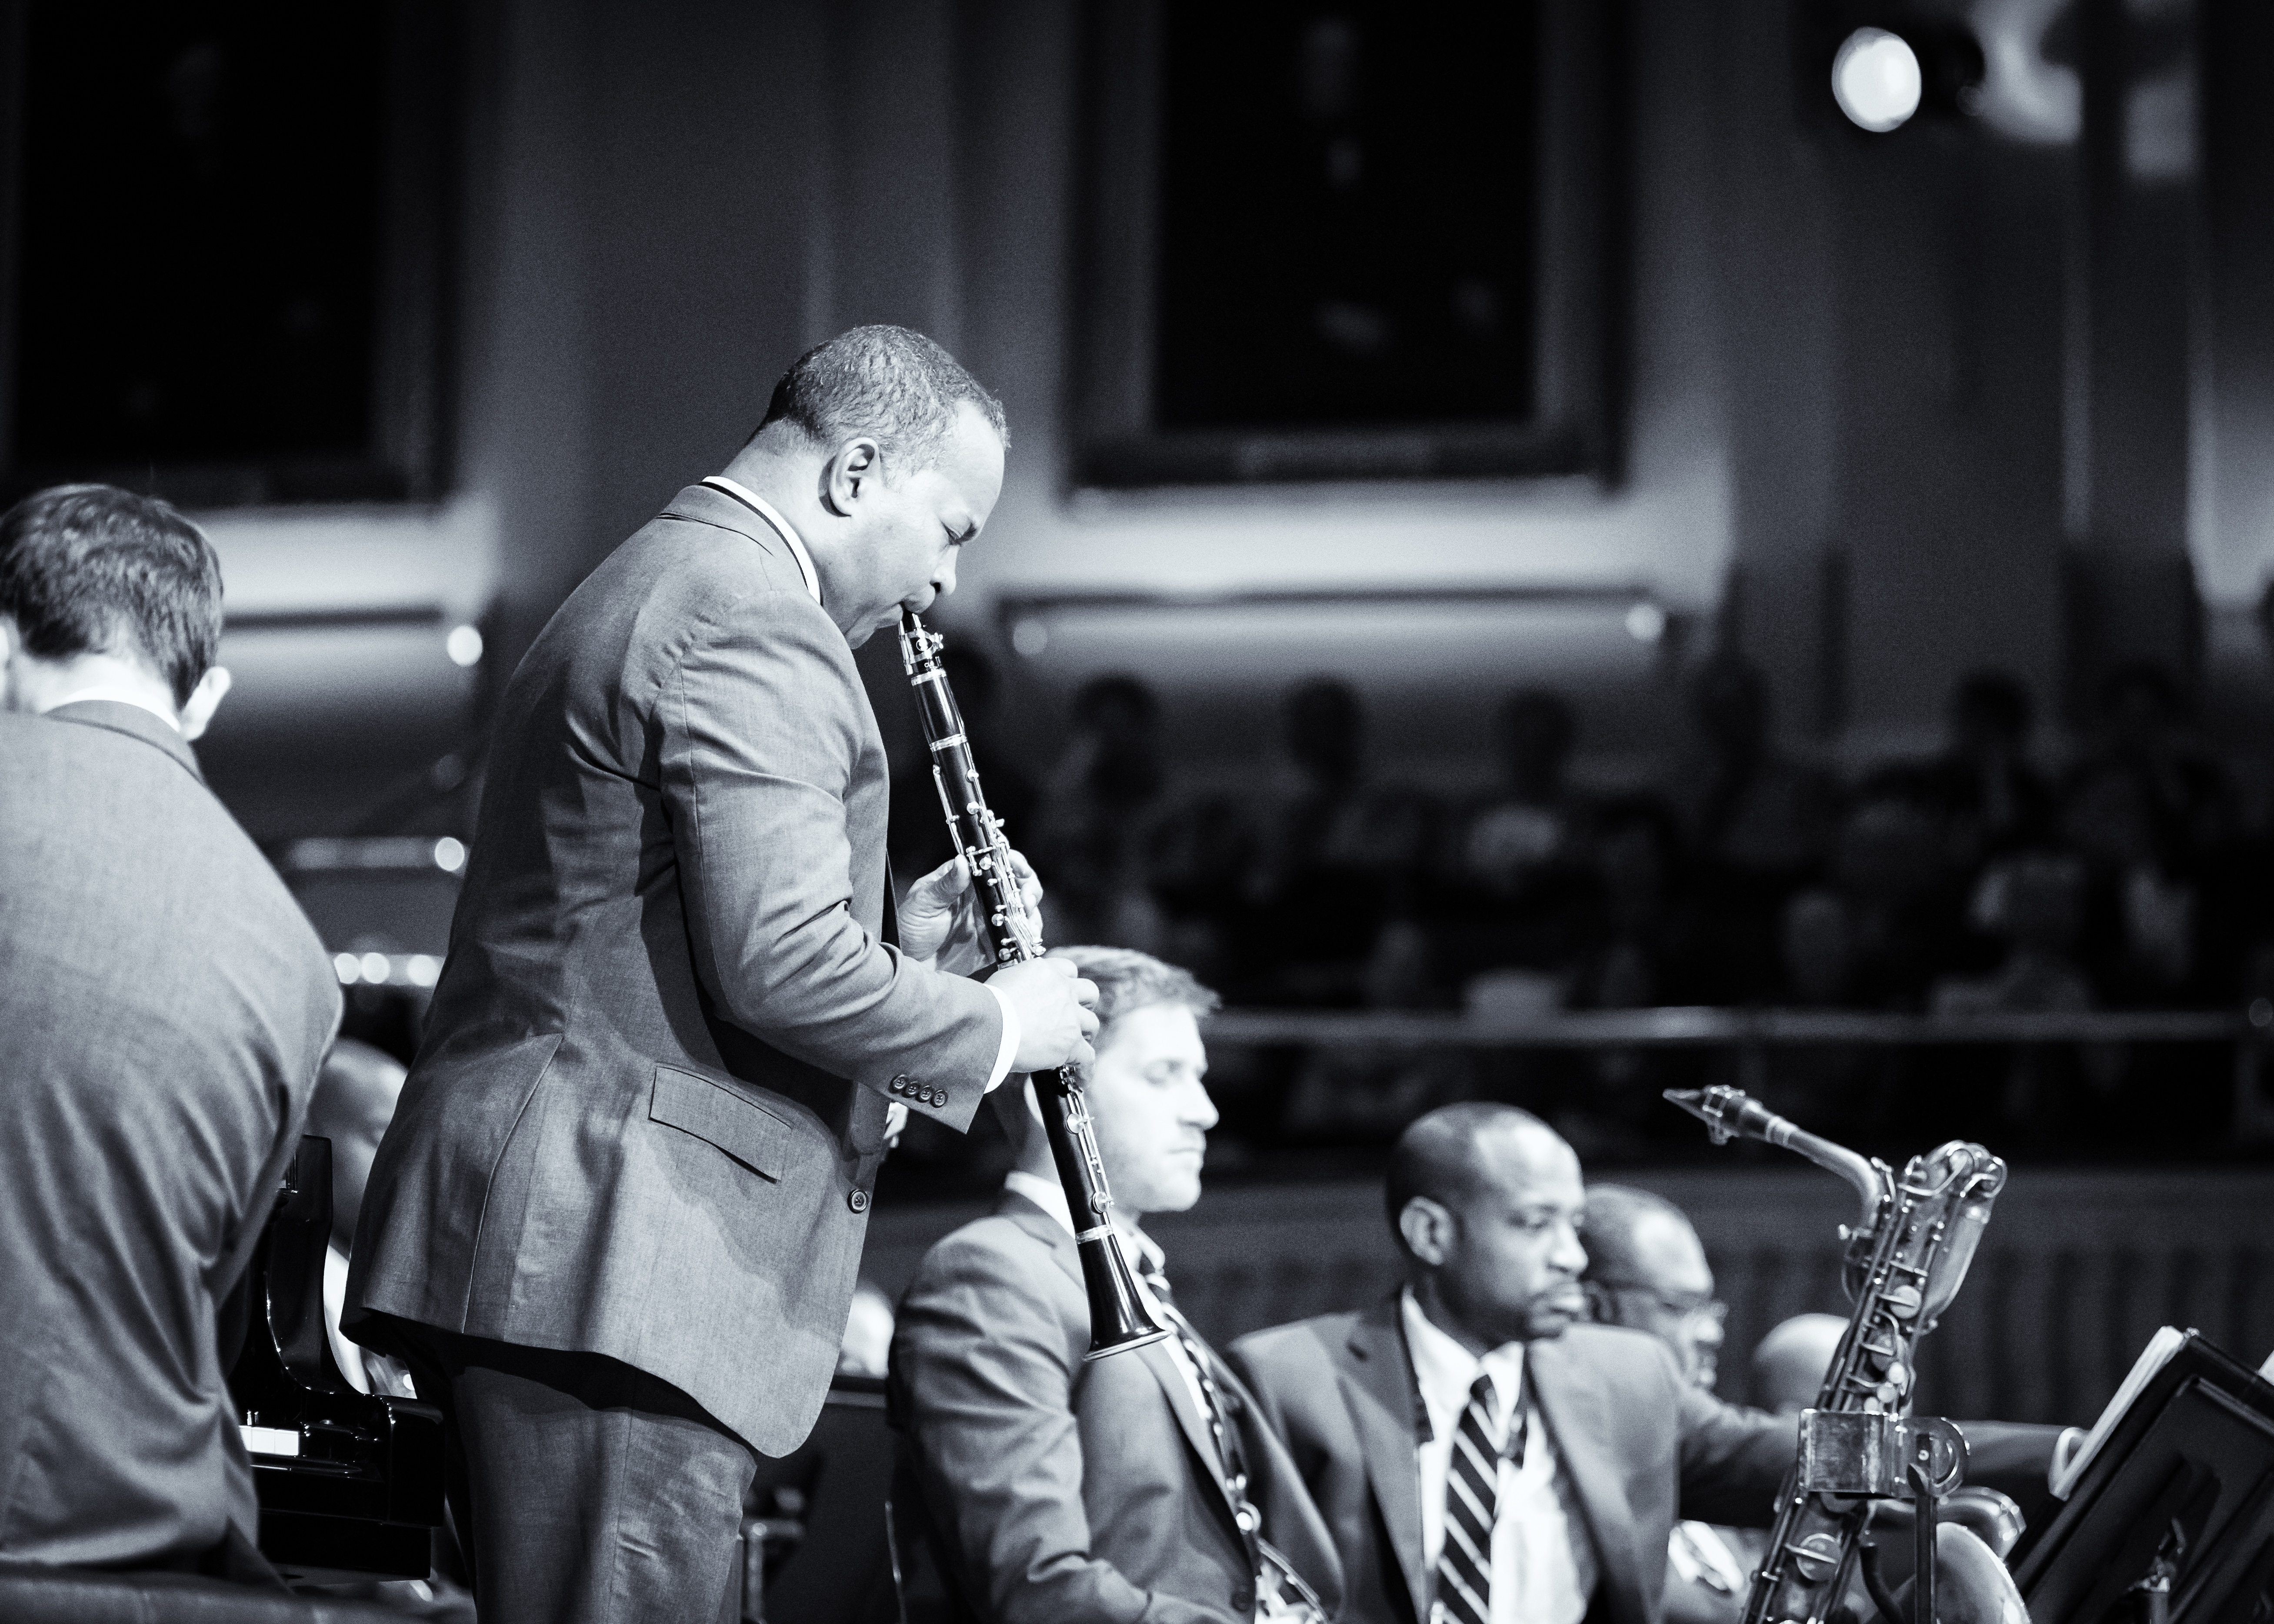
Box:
[395,1324,755,1624]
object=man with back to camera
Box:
[0,484,340,1577]
[890,946,1343,1624]
[347,326,1100,1624]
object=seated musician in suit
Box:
[1232,1107,2068,1624]
[1580,1185,2074,1618]
[890,947,1343,1624]
[0,484,339,1577]
[1230,1104,1790,1624]
[1578,1185,1753,1620]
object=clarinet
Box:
[1666,1087,2008,1624]
[898,609,1170,1361]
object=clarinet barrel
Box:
[898,609,1169,1361]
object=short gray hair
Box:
[755,324,1008,477]
[1056,945,1219,1038]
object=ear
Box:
[179,665,231,741]
[820,436,884,517]
[1397,1196,1455,1268]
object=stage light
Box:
[432,836,466,873]
[1011,619,1049,657]
[334,952,361,985]
[446,624,484,668]
[406,954,441,987]
[1832,27,1923,133]
[1624,602,1667,644]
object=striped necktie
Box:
[1436,1373,1499,1624]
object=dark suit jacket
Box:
[889,1192,1344,1624]
[1230,1303,1796,1624]
[1231,1302,2066,1624]
[350,483,1003,1456]
[0,702,339,1568]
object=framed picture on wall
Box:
[0,0,456,507]
[1074,0,1617,488]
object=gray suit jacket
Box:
[0,702,339,1568]
[1229,1304,1797,1624]
[350,483,1002,1455]
[888,1192,1344,1624]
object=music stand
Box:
[2011,1331,2274,1624]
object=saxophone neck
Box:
[1664,1086,1886,1228]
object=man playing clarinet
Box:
[348,326,1099,1624]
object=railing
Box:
[1208,1006,2251,1048]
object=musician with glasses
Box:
[1580,1185,1752,1621]
[888,946,1342,1624]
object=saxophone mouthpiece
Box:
[1662,1088,1732,1142]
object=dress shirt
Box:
[46,684,181,731]
[700,473,1020,1093]
[1002,1170,1218,1461]
[1400,1289,1594,1624]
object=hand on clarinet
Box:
[899,847,1045,976]
[996,956,1100,1076]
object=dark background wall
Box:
[180,0,2274,839]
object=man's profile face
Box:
[837,400,1004,646]
[1426,1127,1589,1347]
[1597,1208,1725,1390]
[1085,1001,1216,1218]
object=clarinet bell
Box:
[1076,1231,1172,1362]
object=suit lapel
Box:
[1526,1337,1647,1624]
[1139,1338,1244,1524]
[1340,1301,1429,1624]
[995,1191,1084,1292]
[994,1190,1247,1540]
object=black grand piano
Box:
[225,1136,447,1585]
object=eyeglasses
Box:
[1594,1280,1727,1326]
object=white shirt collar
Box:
[1004,1168,1074,1235]
[702,475,822,607]
[1002,1169,1165,1272]
[1401,1285,1527,1438]
[46,685,182,733]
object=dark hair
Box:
[755,325,1008,477]
[1054,945,1220,1036]
[0,484,223,706]
[1383,1102,1554,1249]
[1577,1184,1691,1283]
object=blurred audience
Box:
[1029,673,1171,953]
[986,647,2261,1158]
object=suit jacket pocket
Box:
[650,1064,791,1181]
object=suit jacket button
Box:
[848,1189,870,1213]
[1232,1588,1254,1612]
[890,1075,909,1094]
[927,1088,946,1106]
